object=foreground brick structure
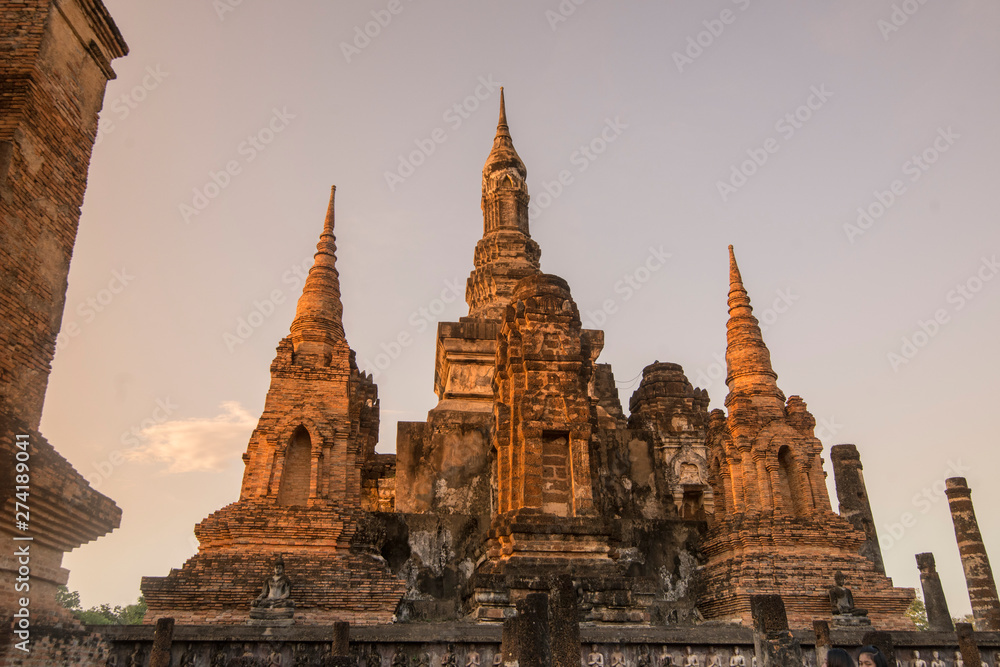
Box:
[0,0,126,664]
[143,92,925,638]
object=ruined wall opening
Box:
[541,430,570,516]
[777,445,804,517]
[711,456,727,519]
[278,426,312,506]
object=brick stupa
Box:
[697,246,914,629]
[141,188,405,625]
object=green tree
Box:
[56,585,146,625]
[906,597,929,631]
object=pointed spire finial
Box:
[498,87,508,129]
[729,244,743,288]
[323,185,336,236]
[289,186,346,359]
[724,245,783,407]
[483,87,524,177]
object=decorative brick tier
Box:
[141,504,405,626]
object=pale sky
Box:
[42,2,1000,614]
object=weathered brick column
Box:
[831,444,885,573]
[515,592,552,667]
[916,553,954,632]
[945,477,1000,631]
[332,621,350,655]
[750,595,802,667]
[955,622,983,667]
[812,620,830,667]
[148,617,174,667]
[550,575,580,667]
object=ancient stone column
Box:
[750,595,802,667]
[332,621,350,655]
[945,477,1000,631]
[955,623,982,667]
[831,445,885,574]
[916,553,954,632]
[501,612,520,664]
[148,617,175,667]
[515,592,552,667]
[550,575,580,667]
[812,620,830,667]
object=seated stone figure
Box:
[829,571,867,616]
[252,557,295,609]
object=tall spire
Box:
[498,87,508,128]
[483,86,526,181]
[724,245,783,407]
[466,89,541,319]
[289,186,346,358]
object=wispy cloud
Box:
[126,401,255,473]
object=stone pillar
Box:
[916,553,954,632]
[860,631,895,667]
[148,617,174,667]
[332,621,350,655]
[945,477,1000,631]
[830,445,885,573]
[550,575,580,667]
[501,613,520,664]
[955,623,982,667]
[812,620,830,667]
[515,592,552,667]
[750,595,802,667]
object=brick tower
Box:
[1,1,126,661]
[141,188,405,625]
[698,246,914,629]
[395,89,543,516]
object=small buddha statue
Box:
[829,571,867,616]
[252,557,295,609]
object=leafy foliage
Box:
[56,585,147,625]
[906,597,929,631]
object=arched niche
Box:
[277,425,312,506]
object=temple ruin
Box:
[139,93,924,640]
